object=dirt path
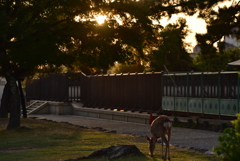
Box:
[29,114,221,154]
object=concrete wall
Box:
[49,102,73,115]
[32,102,73,115]
[72,105,156,124]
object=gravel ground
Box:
[29,114,221,154]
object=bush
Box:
[213,113,240,161]
[110,63,146,74]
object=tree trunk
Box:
[0,82,10,118]
[18,79,27,118]
[6,72,20,129]
[1,42,20,128]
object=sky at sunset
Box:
[159,1,233,51]
[93,1,234,52]
[159,13,207,51]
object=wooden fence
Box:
[25,71,239,114]
[26,72,81,102]
[26,72,163,113]
[80,72,163,113]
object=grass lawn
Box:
[0,118,217,161]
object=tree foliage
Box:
[149,18,193,72]
[0,0,94,128]
[213,113,240,161]
[194,0,240,71]
[0,0,158,128]
[110,63,147,74]
[194,48,240,71]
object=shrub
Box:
[110,63,146,74]
[213,113,240,161]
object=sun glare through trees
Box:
[95,15,106,24]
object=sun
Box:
[95,15,106,24]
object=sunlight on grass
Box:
[0,118,217,161]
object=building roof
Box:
[228,59,240,67]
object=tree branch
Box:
[22,1,55,31]
[6,18,68,48]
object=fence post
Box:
[111,73,117,110]
[238,72,240,114]
[118,73,123,110]
[140,71,145,113]
[187,72,189,114]
[149,71,154,113]
[131,72,138,112]
[124,72,131,111]
[173,73,176,114]
[218,71,221,118]
[87,74,92,107]
[65,72,69,102]
[158,71,163,114]
[201,72,204,117]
